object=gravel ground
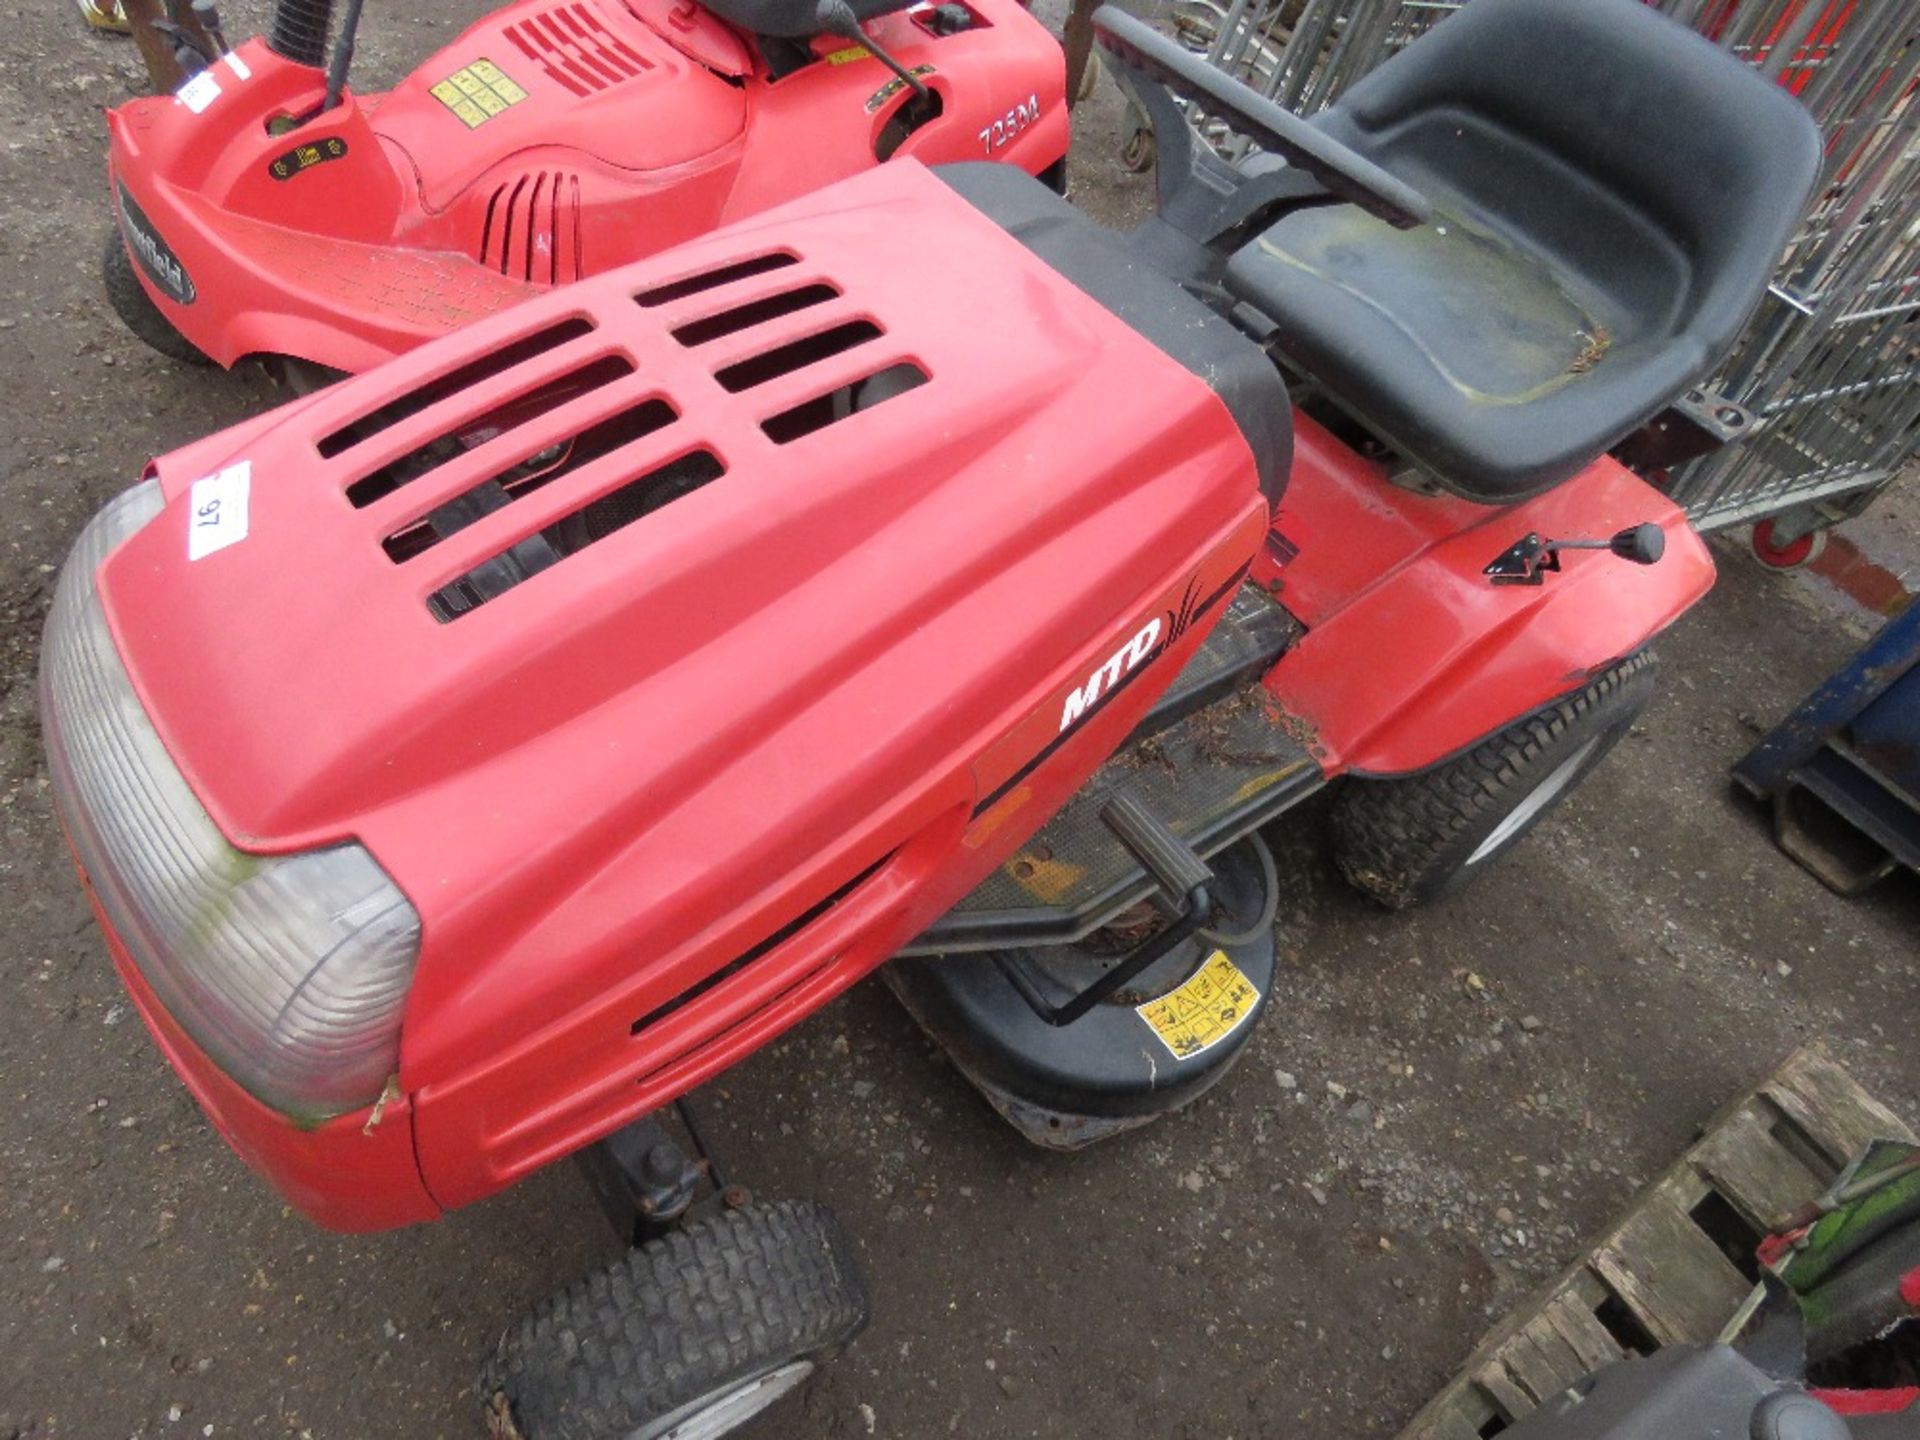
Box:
[0,4,1915,1438]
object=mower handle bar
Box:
[1091,5,1431,232]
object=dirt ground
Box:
[1,4,1916,1438]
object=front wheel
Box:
[1331,651,1659,908]
[483,1199,867,1440]
[101,228,211,366]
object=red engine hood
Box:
[98,160,1270,1124]
[371,0,748,212]
[102,160,1264,855]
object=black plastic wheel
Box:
[1120,126,1156,173]
[483,1199,868,1440]
[1331,651,1659,908]
[102,229,211,366]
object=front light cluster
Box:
[40,481,420,1122]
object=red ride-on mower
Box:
[101,0,1067,381]
[44,0,1818,1433]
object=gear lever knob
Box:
[1610,523,1666,565]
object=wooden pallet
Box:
[1398,1046,1915,1440]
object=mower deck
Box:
[888,586,1309,1148]
[1397,1047,1915,1440]
[886,836,1279,1148]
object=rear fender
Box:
[224,313,399,377]
[1265,458,1714,777]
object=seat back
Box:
[698,0,908,40]
[1318,0,1822,369]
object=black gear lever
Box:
[1484,524,1667,585]
[813,0,929,100]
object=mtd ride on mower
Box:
[101,0,1067,382]
[44,0,1819,1432]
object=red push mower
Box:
[45,0,1818,1433]
[102,0,1067,382]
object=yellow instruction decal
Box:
[1136,949,1260,1060]
[430,59,529,129]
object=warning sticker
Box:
[268,135,348,181]
[429,59,529,129]
[1135,950,1260,1060]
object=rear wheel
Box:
[102,229,210,366]
[1331,651,1659,908]
[483,1199,867,1440]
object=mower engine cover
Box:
[44,161,1270,1229]
[103,0,1069,371]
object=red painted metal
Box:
[82,162,1267,1225]
[1756,1227,1808,1269]
[105,0,1067,373]
[1811,1388,1920,1416]
[1256,410,1715,776]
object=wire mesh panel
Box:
[1674,0,1920,529]
[1157,0,1919,531]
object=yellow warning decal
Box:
[825,44,872,64]
[1136,949,1260,1060]
[429,58,529,129]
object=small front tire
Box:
[1331,651,1659,908]
[483,1199,868,1440]
[1121,126,1156,173]
[102,229,211,366]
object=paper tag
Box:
[224,50,252,81]
[176,70,221,113]
[187,462,251,561]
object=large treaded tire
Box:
[102,229,211,366]
[1331,651,1659,909]
[483,1200,868,1440]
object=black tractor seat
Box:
[698,0,908,38]
[937,162,1293,503]
[1222,0,1822,504]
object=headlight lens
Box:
[40,481,421,1122]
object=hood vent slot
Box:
[344,354,635,509]
[649,267,930,442]
[669,283,839,347]
[319,316,595,460]
[426,445,724,622]
[479,171,585,286]
[634,252,798,307]
[762,361,928,444]
[383,397,678,562]
[504,3,654,96]
[714,320,882,393]
[627,850,895,1039]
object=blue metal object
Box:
[1735,602,1920,893]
